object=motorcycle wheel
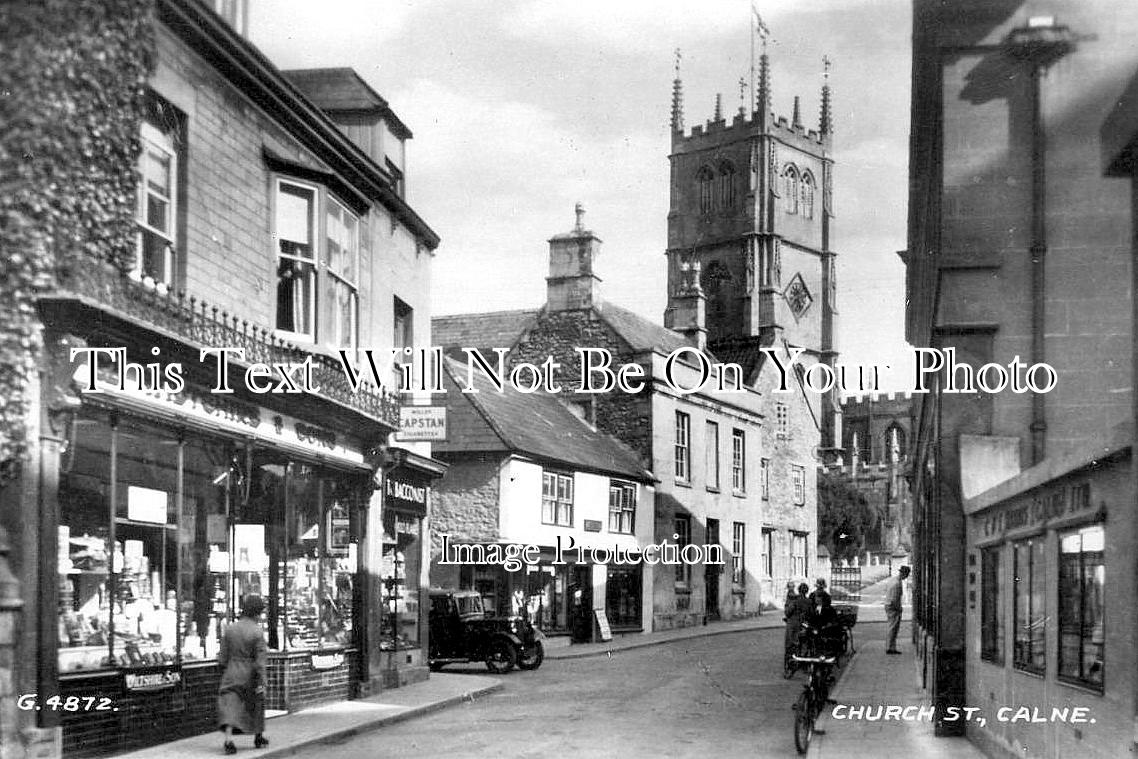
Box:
[793,691,814,754]
[517,641,544,671]
[485,639,517,674]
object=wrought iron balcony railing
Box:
[48,256,402,430]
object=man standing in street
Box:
[885,565,910,654]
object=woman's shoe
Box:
[223,741,237,755]
[254,735,269,749]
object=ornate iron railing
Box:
[51,257,402,429]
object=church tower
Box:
[663,41,840,454]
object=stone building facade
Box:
[904,2,1138,755]
[1,1,441,756]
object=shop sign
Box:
[124,668,182,692]
[396,406,447,441]
[982,481,1093,537]
[583,520,602,533]
[310,653,344,670]
[385,474,428,512]
[127,485,168,524]
[78,366,365,467]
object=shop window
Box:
[732,522,745,587]
[731,429,746,493]
[542,471,574,527]
[135,121,178,288]
[608,482,636,534]
[674,515,691,588]
[705,421,720,491]
[380,509,422,650]
[760,458,770,500]
[59,415,364,674]
[790,532,807,578]
[674,411,690,482]
[1058,525,1104,689]
[1013,537,1046,674]
[606,565,642,629]
[980,546,1004,664]
[762,529,774,577]
[792,465,806,505]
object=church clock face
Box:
[784,273,813,319]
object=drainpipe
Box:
[1004,18,1075,465]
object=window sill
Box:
[706,486,721,494]
[732,489,747,498]
[1056,676,1105,696]
[273,329,316,346]
[1012,665,1046,680]
[674,479,692,489]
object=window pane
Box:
[278,184,314,255]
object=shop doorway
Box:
[569,564,592,643]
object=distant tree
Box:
[817,471,874,562]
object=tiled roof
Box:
[434,358,652,482]
[707,335,770,381]
[431,309,540,356]
[596,301,693,355]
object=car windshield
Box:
[455,594,485,617]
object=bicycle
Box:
[791,625,836,754]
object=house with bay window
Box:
[4,2,441,757]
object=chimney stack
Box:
[664,258,707,349]
[546,203,603,311]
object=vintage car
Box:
[427,589,544,673]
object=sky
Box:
[249,0,915,393]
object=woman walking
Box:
[218,595,269,754]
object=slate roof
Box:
[432,309,540,357]
[595,301,693,355]
[282,68,412,139]
[433,358,652,483]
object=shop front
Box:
[49,353,384,757]
[371,454,444,689]
[446,546,645,642]
[964,439,1135,758]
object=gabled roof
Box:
[433,358,653,483]
[282,68,412,139]
[432,309,540,357]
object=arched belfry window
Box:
[718,162,737,209]
[698,166,715,214]
[801,171,815,219]
[783,166,799,214]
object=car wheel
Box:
[485,639,517,674]
[517,641,544,671]
[429,661,445,672]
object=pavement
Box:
[116,574,988,759]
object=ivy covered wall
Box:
[0,0,154,473]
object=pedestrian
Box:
[783,582,812,660]
[218,595,269,754]
[809,578,830,612]
[885,565,911,654]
